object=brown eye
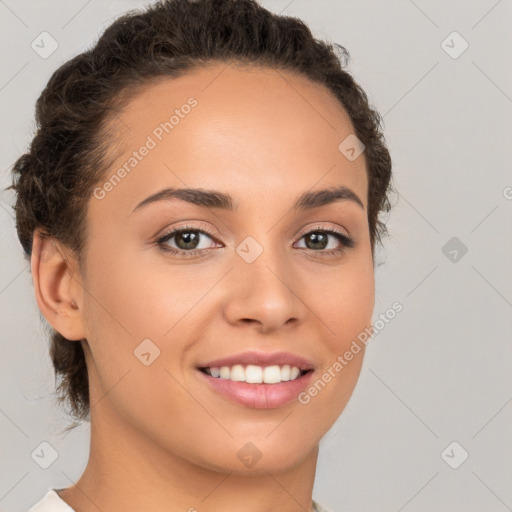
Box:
[172,230,202,250]
[156,226,220,257]
[303,231,329,250]
[295,228,355,256]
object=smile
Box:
[196,366,314,409]
[199,364,310,384]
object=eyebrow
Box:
[131,185,364,213]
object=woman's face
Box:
[78,63,374,473]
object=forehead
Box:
[98,62,368,211]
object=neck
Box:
[59,400,319,512]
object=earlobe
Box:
[31,230,86,341]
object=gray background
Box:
[1,1,511,511]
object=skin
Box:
[32,62,374,512]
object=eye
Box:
[155,225,220,257]
[294,226,354,256]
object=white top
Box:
[28,490,74,511]
[29,488,332,512]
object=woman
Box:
[11,0,393,510]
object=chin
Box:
[191,435,319,476]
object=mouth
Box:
[195,364,315,409]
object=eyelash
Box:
[154,224,355,259]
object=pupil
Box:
[176,231,199,249]
[307,232,327,250]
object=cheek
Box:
[298,258,374,428]
[312,251,375,349]
[331,274,374,342]
[80,249,191,426]
[80,242,201,402]
[82,243,179,340]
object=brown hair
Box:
[8,0,393,430]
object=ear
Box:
[31,229,86,341]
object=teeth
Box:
[230,364,245,381]
[204,364,306,384]
[263,365,280,384]
[245,365,263,383]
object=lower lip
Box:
[196,369,314,409]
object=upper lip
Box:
[197,350,315,371]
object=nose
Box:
[222,249,307,335]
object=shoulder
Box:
[312,498,334,512]
[28,489,75,512]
